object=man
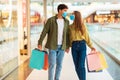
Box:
[38,4,69,80]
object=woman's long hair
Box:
[73,11,85,35]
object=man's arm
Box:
[66,21,70,53]
[38,19,50,50]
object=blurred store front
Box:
[0,0,18,78]
[86,10,120,24]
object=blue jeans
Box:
[48,45,64,80]
[71,40,86,80]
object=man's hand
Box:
[38,45,42,50]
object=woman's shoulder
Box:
[68,24,73,30]
[69,23,74,28]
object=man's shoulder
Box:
[45,16,56,23]
[47,16,69,23]
[65,18,69,21]
[64,18,69,24]
[48,16,56,20]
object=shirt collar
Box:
[55,14,66,20]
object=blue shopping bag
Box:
[29,48,45,70]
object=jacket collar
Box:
[55,14,66,21]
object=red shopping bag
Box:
[86,51,102,72]
[43,51,49,70]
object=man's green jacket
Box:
[38,15,69,50]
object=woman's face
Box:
[70,13,75,20]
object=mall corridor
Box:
[0,0,120,80]
[1,24,120,80]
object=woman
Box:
[68,11,95,80]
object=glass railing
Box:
[86,23,120,64]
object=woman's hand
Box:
[91,47,96,51]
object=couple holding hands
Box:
[38,4,95,80]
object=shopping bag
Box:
[43,51,49,70]
[29,48,45,70]
[97,52,108,69]
[86,51,108,72]
[86,56,102,72]
[86,51,102,72]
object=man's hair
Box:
[57,4,68,12]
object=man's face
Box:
[59,8,68,15]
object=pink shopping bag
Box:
[86,51,102,72]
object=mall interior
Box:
[0,0,120,80]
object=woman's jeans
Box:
[71,40,86,80]
[48,45,64,80]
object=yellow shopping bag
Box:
[98,52,108,69]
